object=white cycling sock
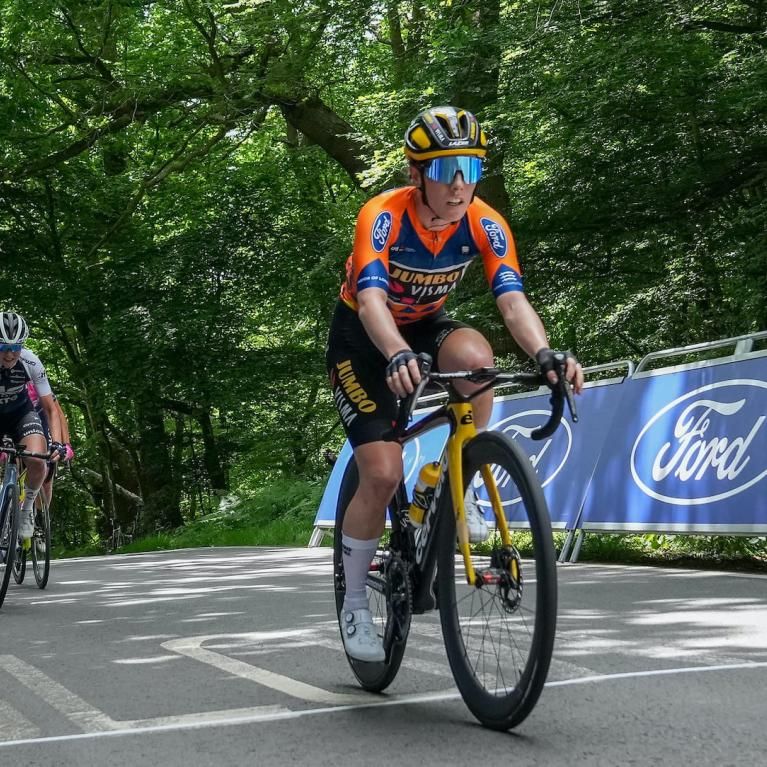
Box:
[22,484,39,513]
[341,533,379,612]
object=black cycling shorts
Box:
[326,301,470,447]
[0,405,46,445]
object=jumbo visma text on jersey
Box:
[340,186,524,325]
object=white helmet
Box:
[0,312,29,345]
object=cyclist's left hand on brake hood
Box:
[535,348,584,395]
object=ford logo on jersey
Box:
[371,211,393,253]
[630,380,767,505]
[477,410,573,510]
[480,217,508,258]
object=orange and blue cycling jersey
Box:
[339,186,523,325]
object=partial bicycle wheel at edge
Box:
[0,484,21,609]
[12,546,26,584]
[31,499,51,589]
[437,430,558,730]
[333,458,409,692]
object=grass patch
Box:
[52,479,767,573]
[471,530,767,572]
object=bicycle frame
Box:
[0,458,20,523]
[394,386,511,589]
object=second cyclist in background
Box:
[0,312,66,542]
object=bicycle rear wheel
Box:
[31,498,51,589]
[0,484,20,609]
[333,459,410,692]
[437,430,557,730]
[12,546,26,584]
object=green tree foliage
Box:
[0,0,764,544]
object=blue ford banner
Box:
[312,378,624,538]
[579,354,767,532]
[484,381,623,529]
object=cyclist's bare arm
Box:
[357,288,421,396]
[54,399,70,444]
[496,292,584,393]
[38,393,63,456]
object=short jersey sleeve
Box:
[468,200,524,298]
[350,198,393,294]
[21,351,52,398]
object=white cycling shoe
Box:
[341,608,385,662]
[464,490,489,543]
[18,510,35,540]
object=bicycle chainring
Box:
[383,553,412,649]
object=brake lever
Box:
[552,352,578,424]
[563,379,579,423]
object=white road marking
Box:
[0,699,40,741]
[112,656,180,665]
[1,661,766,749]
[0,655,118,732]
[123,705,289,729]
[162,634,367,705]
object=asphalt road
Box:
[0,547,765,766]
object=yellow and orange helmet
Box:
[404,106,488,161]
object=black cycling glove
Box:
[386,349,418,379]
[536,348,575,386]
[49,441,67,460]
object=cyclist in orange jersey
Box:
[326,106,584,661]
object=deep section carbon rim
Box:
[31,500,51,589]
[437,430,558,730]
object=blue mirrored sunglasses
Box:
[0,343,23,353]
[424,156,483,185]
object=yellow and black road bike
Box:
[0,440,52,608]
[333,353,577,730]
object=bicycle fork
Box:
[445,403,512,587]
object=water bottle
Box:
[408,461,441,527]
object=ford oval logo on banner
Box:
[480,409,573,507]
[631,379,767,505]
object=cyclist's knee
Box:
[438,329,493,371]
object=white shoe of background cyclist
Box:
[464,488,489,543]
[18,510,34,540]
[341,608,385,662]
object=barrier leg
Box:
[308,526,327,548]
[558,528,575,563]
[569,530,585,563]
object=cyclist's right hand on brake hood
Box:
[535,348,584,395]
[386,349,421,398]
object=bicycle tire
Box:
[0,484,20,609]
[333,458,410,692]
[31,498,51,589]
[437,430,557,730]
[12,547,26,584]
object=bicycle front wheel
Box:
[31,499,51,589]
[333,459,410,692]
[0,484,20,609]
[437,430,557,730]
